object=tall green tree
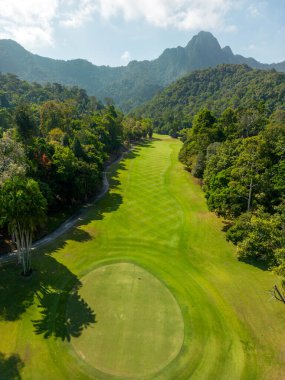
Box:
[0,131,26,185]
[14,103,37,142]
[0,177,47,275]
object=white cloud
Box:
[0,0,242,49]
[92,0,240,30]
[0,0,95,48]
[0,0,58,46]
[60,0,97,28]
[121,50,131,64]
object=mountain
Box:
[0,31,284,111]
[134,64,285,133]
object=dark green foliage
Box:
[179,109,222,178]
[203,127,284,216]
[122,117,153,143]
[0,177,47,232]
[0,352,24,380]
[0,73,126,241]
[14,102,38,142]
[136,64,285,133]
[71,137,85,159]
[0,177,47,273]
[226,210,284,268]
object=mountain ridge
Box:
[0,31,284,111]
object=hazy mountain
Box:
[0,31,284,111]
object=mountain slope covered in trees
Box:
[136,64,285,134]
[0,32,284,112]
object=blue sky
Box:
[0,0,284,66]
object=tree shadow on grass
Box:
[34,140,153,254]
[239,256,270,271]
[33,282,96,341]
[0,253,96,341]
[105,142,154,190]
[222,220,233,233]
[0,140,158,342]
[137,138,159,146]
[29,145,149,337]
[0,352,24,380]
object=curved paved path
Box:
[0,151,126,265]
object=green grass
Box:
[0,136,285,380]
[70,263,184,378]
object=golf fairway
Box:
[0,136,284,380]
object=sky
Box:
[0,0,284,67]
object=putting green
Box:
[69,263,184,377]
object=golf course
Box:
[0,135,284,380]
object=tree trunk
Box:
[247,176,253,212]
[13,223,33,276]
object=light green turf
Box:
[70,263,184,377]
[0,136,285,380]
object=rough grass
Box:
[0,136,285,380]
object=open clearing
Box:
[0,136,285,379]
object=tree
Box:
[227,209,284,266]
[40,101,64,134]
[0,177,47,275]
[14,103,37,142]
[203,139,244,218]
[203,136,270,217]
[122,117,136,143]
[219,108,237,139]
[0,108,13,132]
[236,107,266,138]
[179,109,222,178]
[71,137,85,159]
[0,131,26,185]
[142,118,153,139]
[273,203,285,275]
[232,136,268,212]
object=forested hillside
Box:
[136,64,285,135]
[0,73,152,261]
[0,32,284,112]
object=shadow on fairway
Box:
[42,139,154,245]
[28,142,157,339]
[0,140,156,344]
[0,352,24,380]
[239,257,270,271]
[0,253,96,342]
[33,280,96,341]
[103,141,153,191]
